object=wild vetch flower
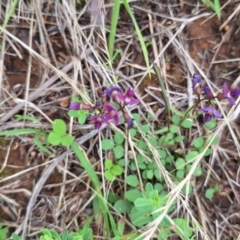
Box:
[222,82,240,105]
[117,88,139,106]
[199,106,222,122]
[203,86,213,100]
[104,85,122,98]
[69,102,92,111]
[192,73,201,89]
[103,103,119,125]
[192,73,202,96]
[88,114,109,130]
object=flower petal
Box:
[230,88,240,98]
[223,82,229,97]
[69,102,81,110]
[192,73,201,89]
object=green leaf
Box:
[140,124,150,133]
[33,136,52,154]
[192,166,203,177]
[158,149,167,158]
[78,110,88,124]
[205,188,215,200]
[105,170,115,181]
[129,128,137,137]
[171,115,181,124]
[125,189,142,202]
[68,110,81,117]
[113,145,124,159]
[52,119,66,136]
[132,113,140,124]
[61,134,74,146]
[145,182,154,193]
[11,233,22,240]
[193,137,204,148]
[0,224,8,240]
[105,159,113,169]
[170,124,179,133]
[134,198,153,211]
[175,135,185,142]
[147,135,158,147]
[176,170,185,179]
[205,117,217,129]
[181,118,193,128]
[101,139,115,150]
[154,126,168,135]
[111,165,123,176]
[166,155,174,163]
[126,175,139,187]
[185,151,199,162]
[146,170,154,179]
[130,207,152,227]
[47,132,62,146]
[114,132,124,145]
[114,199,131,214]
[15,114,40,123]
[175,158,185,170]
[173,218,193,239]
[137,140,147,151]
[0,128,40,136]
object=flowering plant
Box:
[192,74,240,122]
[69,85,139,129]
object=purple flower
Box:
[69,102,81,110]
[199,107,222,122]
[192,73,202,89]
[203,86,213,99]
[103,85,122,98]
[88,114,109,130]
[117,88,139,106]
[103,103,119,125]
[223,82,240,105]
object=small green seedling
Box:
[202,0,221,19]
[47,119,74,147]
[205,185,220,200]
[68,108,89,124]
[104,159,123,181]
[0,223,8,240]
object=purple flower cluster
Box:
[69,85,139,129]
[192,74,240,122]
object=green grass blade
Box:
[34,136,52,154]
[108,0,121,61]
[122,0,150,72]
[0,128,40,136]
[1,0,18,33]
[214,0,221,19]
[15,114,40,123]
[70,141,118,237]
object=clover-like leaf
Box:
[114,132,124,145]
[114,199,131,214]
[47,132,62,146]
[52,119,66,136]
[181,118,193,129]
[126,175,139,187]
[61,134,74,146]
[101,139,115,150]
[193,137,204,148]
[113,145,124,159]
[105,170,115,181]
[111,165,123,176]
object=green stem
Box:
[70,141,118,237]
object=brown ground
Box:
[1,1,240,239]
